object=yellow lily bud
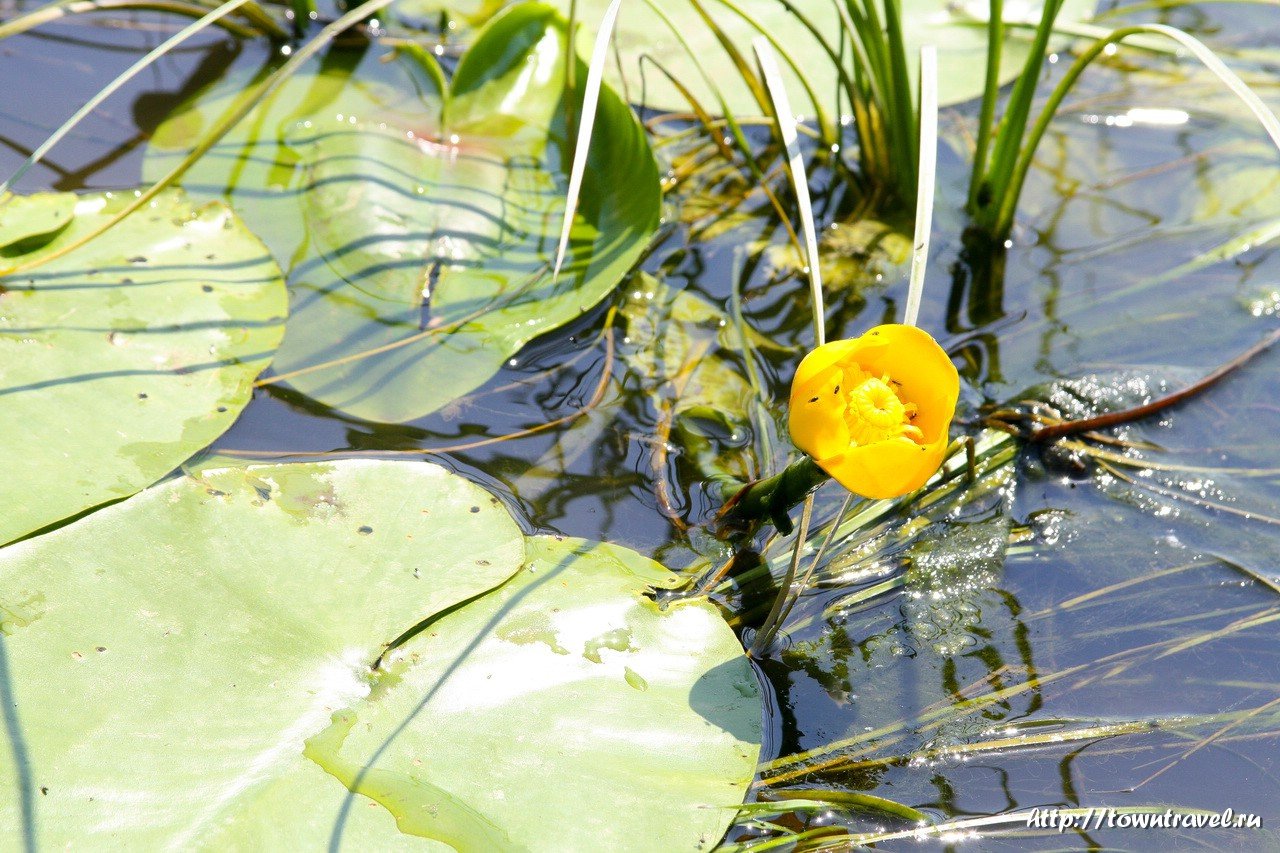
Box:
[788,324,960,500]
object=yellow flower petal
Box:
[815,434,950,499]
[788,324,959,500]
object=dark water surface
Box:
[5,0,1280,847]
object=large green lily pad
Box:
[145,3,660,423]
[307,535,762,851]
[0,460,525,848]
[0,189,286,545]
[0,462,761,849]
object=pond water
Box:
[4,0,1280,847]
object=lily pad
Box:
[458,0,1098,113]
[0,192,75,249]
[0,462,761,849]
[308,535,762,851]
[0,460,526,848]
[0,189,286,545]
[144,3,660,423]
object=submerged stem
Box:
[1028,327,1280,443]
[750,495,813,656]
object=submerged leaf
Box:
[765,219,911,294]
[445,0,1098,113]
[0,189,286,545]
[621,277,775,490]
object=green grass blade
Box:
[687,0,770,115]
[0,0,278,41]
[881,0,918,200]
[553,0,621,281]
[708,0,835,144]
[904,44,936,328]
[994,23,1280,238]
[976,0,1066,219]
[753,37,825,345]
[968,0,1004,209]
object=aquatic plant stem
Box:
[903,44,936,328]
[988,23,1280,239]
[1027,326,1280,442]
[719,457,827,536]
[772,492,852,634]
[749,496,812,656]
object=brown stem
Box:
[1030,327,1280,443]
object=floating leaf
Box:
[145,3,659,423]
[0,462,760,849]
[0,192,75,250]
[307,535,762,851]
[0,460,526,847]
[0,190,286,545]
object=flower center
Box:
[843,370,924,447]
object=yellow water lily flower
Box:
[788,324,960,500]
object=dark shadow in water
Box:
[0,635,35,853]
[948,233,1009,333]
